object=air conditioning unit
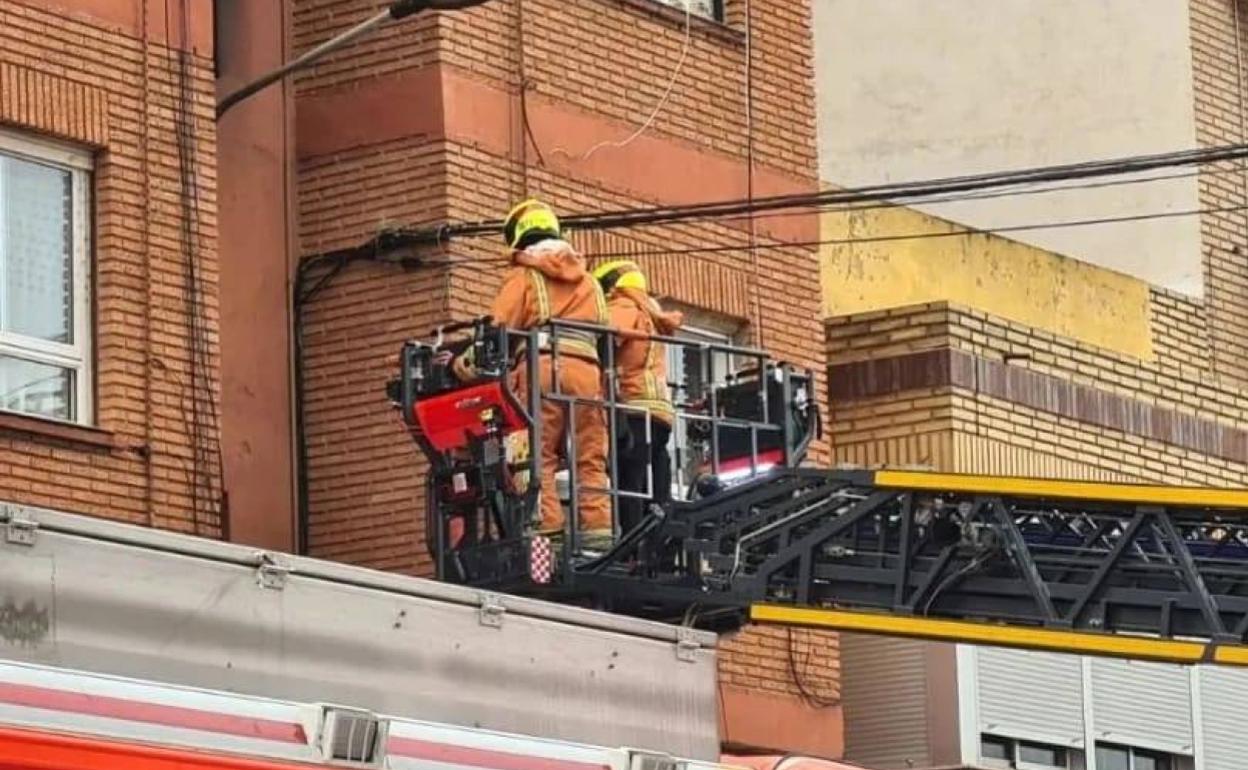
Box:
[312,705,389,767]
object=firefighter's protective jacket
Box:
[452,239,607,381]
[607,287,683,426]
[491,239,608,360]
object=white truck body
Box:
[0,501,719,759]
[0,656,724,770]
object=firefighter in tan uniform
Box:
[457,199,611,546]
[593,260,683,533]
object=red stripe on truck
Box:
[0,725,320,770]
[388,737,609,770]
[0,682,307,744]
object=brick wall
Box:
[0,1,221,535]
[827,300,1248,486]
[294,0,838,755]
[1191,0,1248,384]
[294,0,816,177]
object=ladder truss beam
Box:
[570,470,1248,659]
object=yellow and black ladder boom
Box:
[569,469,1248,665]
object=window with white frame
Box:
[1095,743,1173,770]
[981,735,1070,770]
[0,130,92,424]
[653,0,722,22]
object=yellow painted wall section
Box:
[820,204,1155,360]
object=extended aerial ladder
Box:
[387,318,1248,666]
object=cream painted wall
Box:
[820,204,1156,360]
[813,0,1205,296]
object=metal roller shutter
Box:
[975,647,1085,748]
[1090,658,1193,756]
[1198,665,1248,770]
[841,634,931,769]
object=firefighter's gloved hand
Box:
[451,348,477,382]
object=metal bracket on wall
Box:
[0,506,37,547]
[254,552,291,590]
[675,628,700,663]
[478,593,506,628]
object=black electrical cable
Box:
[580,203,1248,261]
[291,246,469,554]
[346,202,1248,270]
[170,0,224,537]
[169,3,200,533]
[704,163,1248,229]
[923,549,996,617]
[786,627,839,709]
[292,258,342,555]
[335,142,1248,258]
[556,143,1248,230]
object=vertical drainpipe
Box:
[283,0,301,554]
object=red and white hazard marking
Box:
[530,535,554,585]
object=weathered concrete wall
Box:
[813,0,1202,295]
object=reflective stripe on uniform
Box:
[526,268,551,323]
[592,281,609,325]
[636,300,671,411]
[514,336,601,364]
[621,397,675,422]
[641,336,666,405]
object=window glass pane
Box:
[980,735,1011,761]
[655,0,718,19]
[1018,741,1066,767]
[1135,751,1170,770]
[1,153,74,344]
[0,355,72,420]
[1096,745,1131,770]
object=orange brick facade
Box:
[292,0,840,756]
[0,0,222,536]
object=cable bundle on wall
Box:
[170,0,225,537]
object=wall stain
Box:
[0,599,50,647]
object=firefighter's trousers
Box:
[512,355,610,533]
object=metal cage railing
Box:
[388,315,819,592]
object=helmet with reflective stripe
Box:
[504,198,561,250]
[592,259,647,293]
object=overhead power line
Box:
[580,203,1248,260]
[707,163,1248,228]
[556,144,1248,230]
[307,201,1246,270]
[314,142,1248,263]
